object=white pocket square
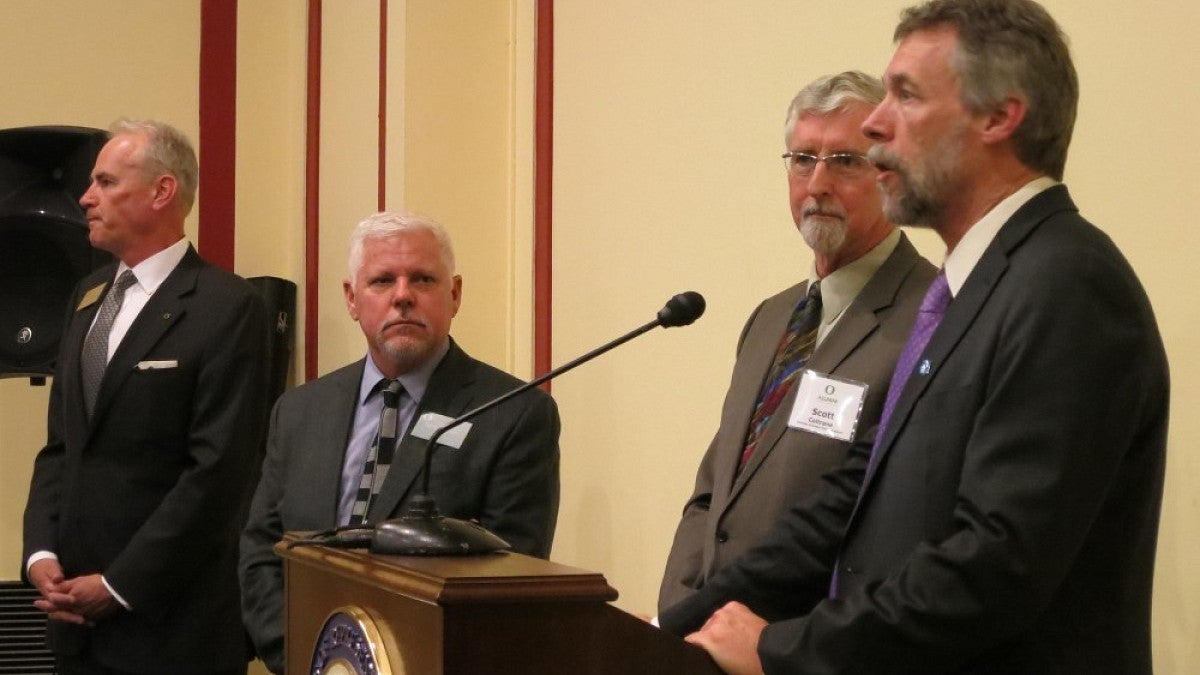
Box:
[135,360,178,370]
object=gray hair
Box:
[109,119,199,214]
[783,71,885,146]
[894,0,1077,180]
[347,211,456,285]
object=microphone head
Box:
[657,291,706,327]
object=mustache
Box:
[867,145,901,173]
[802,201,847,220]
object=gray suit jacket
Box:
[660,186,1168,674]
[239,339,560,674]
[659,233,935,611]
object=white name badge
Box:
[787,370,868,442]
[409,412,471,450]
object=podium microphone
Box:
[368,291,706,555]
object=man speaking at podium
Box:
[239,211,561,674]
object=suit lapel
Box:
[731,235,924,503]
[720,286,806,501]
[367,341,480,521]
[63,268,114,435]
[313,362,366,521]
[88,250,200,429]
[855,187,1076,501]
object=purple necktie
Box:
[867,270,952,476]
[830,271,950,599]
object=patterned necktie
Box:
[349,379,404,526]
[81,270,136,420]
[830,271,951,599]
[739,281,822,471]
[865,270,952,478]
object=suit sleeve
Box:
[21,288,81,574]
[239,398,290,675]
[658,300,767,612]
[102,286,268,619]
[476,391,561,559]
[658,436,868,636]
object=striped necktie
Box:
[349,379,404,526]
[739,281,822,471]
[80,270,136,420]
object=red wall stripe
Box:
[534,0,553,384]
[378,0,388,211]
[304,0,323,381]
[198,0,238,272]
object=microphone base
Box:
[369,496,511,556]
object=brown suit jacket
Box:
[658,233,935,611]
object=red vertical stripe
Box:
[304,0,323,381]
[378,0,388,211]
[534,0,554,385]
[198,0,238,272]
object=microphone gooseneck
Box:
[370,292,707,555]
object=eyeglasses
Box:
[781,151,872,178]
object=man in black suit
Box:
[239,211,561,674]
[659,1,1169,673]
[22,120,269,674]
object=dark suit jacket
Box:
[239,339,561,674]
[658,234,935,611]
[22,246,270,673]
[660,186,1169,674]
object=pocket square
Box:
[135,360,178,370]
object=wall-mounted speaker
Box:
[246,276,297,409]
[0,126,110,380]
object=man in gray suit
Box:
[658,72,935,611]
[239,211,560,674]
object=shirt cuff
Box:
[26,550,57,576]
[101,576,132,611]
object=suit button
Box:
[716,531,729,543]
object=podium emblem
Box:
[310,606,398,674]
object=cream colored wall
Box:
[0,0,201,579]
[551,1,1199,672]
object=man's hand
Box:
[684,601,768,675]
[29,565,119,626]
[57,574,120,621]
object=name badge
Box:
[787,370,868,442]
[409,412,471,450]
[77,283,106,311]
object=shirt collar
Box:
[810,228,902,328]
[357,338,450,406]
[943,176,1058,296]
[118,237,190,295]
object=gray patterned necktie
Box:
[349,379,404,526]
[81,270,136,419]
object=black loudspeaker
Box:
[0,126,111,380]
[247,276,297,409]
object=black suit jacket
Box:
[22,246,270,672]
[239,339,561,674]
[658,234,935,611]
[660,186,1169,674]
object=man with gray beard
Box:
[658,71,935,612]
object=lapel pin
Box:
[162,313,172,320]
[919,359,932,375]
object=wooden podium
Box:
[277,535,722,674]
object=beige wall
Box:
[551,1,1199,673]
[0,1,1196,672]
[0,0,201,578]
